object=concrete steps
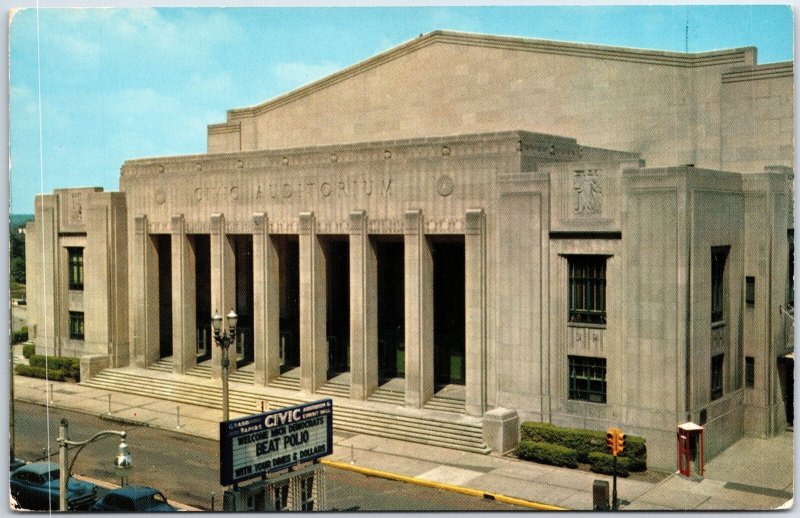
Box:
[268,374,301,391]
[424,394,466,414]
[151,360,254,384]
[81,368,489,454]
[317,378,350,398]
[368,387,405,405]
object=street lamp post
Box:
[212,309,238,422]
[57,418,132,511]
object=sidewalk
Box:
[13,371,794,511]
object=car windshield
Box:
[46,470,60,481]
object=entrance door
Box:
[377,239,404,382]
[232,235,254,366]
[154,235,172,359]
[325,238,349,377]
[193,235,212,361]
[778,356,794,427]
[278,236,300,372]
[432,238,465,387]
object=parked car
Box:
[10,458,26,472]
[90,485,177,512]
[9,461,97,510]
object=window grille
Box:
[568,355,606,403]
[568,256,607,325]
[68,248,84,290]
[69,311,84,340]
[711,249,728,323]
[711,354,724,400]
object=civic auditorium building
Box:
[25,31,794,470]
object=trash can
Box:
[592,479,610,511]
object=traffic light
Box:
[606,427,626,456]
[606,430,616,455]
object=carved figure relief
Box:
[68,193,83,224]
[572,169,602,215]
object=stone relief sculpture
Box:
[573,169,602,214]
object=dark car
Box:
[9,461,97,510]
[90,485,177,512]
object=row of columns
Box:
[131,209,488,415]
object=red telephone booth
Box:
[677,422,704,478]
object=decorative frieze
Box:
[572,169,602,215]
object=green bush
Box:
[22,342,36,358]
[15,364,65,382]
[588,452,630,477]
[28,355,80,381]
[519,422,647,471]
[11,327,29,344]
[515,440,579,468]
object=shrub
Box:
[589,452,630,477]
[22,342,36,359]
[11,327,29,344]
[515,440,579,468]
[519,421,647,471]
[28,355,80,381]
[15,364,65,382]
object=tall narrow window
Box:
[68,248,84,291]
[568,256,607,325]
[745,356,755,388]
[711,353,724,400]
[568,355,607,403]
[711,248,728,323]
[745,276,755,306]
[69,311,84,340]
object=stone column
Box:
[404,210,434,408]
[84,193,129,367]
[253,213,281,386]
[299,212,328,393]
[33,195,61,356]
[465,209,488,416]
[131,215,159,368]
[211,213,237,378]
[349,211,378,400]
[170,214,196,374]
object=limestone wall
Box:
[208,31,793,175]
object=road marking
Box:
[322,459,568,511]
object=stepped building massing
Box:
[25,31,794,470]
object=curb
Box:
[321,459,568,511]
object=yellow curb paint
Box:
[321,459,567,511]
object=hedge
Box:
[588,452,630,477]
[22,342,36,359]
[15,364,65,382]
[11,327,28,345]
[515,440,579,468]
[520,422,647,471]
[28,355,80,381]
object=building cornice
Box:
[224,30,756,121]
[721,61,793,83]
[121,130,599,178]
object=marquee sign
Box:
[220,399,333,486]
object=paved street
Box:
[12,365,795,511]
[13,402,521,511]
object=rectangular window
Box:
[711,353,724,400]
[711,248,728,323]
[69,311,84,340]
[568,355,606,403]
[745,276,755,306]
[68,248,84,290]
[299,475,315,511]
[568,256,607,325]
[745,356,755,388]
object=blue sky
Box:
[8,5,794,214]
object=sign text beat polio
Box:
[220,399,333,486]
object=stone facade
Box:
[25,31,793,471]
